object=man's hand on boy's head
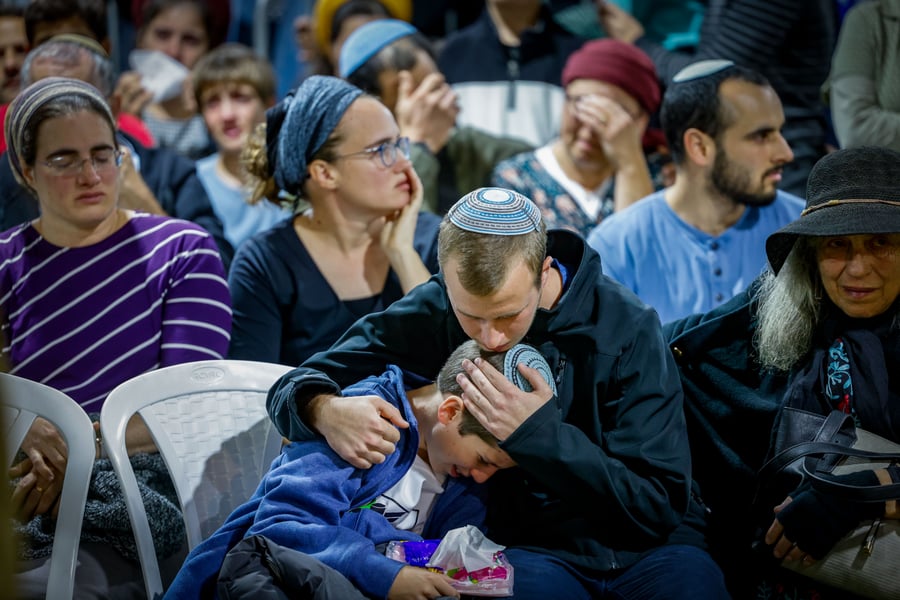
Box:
[313,394,409,469]
[457,358,554,441]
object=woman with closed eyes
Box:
[0,77,231,599]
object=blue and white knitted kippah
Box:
[503,344,557,395]
[447,187,542,235]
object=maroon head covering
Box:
[561,39,661,115]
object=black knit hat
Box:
[765,146,900,274]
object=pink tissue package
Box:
[385,539,514,597]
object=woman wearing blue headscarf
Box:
[228,75,439,366]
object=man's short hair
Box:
[438,188,547,297]
[438,220,546,296]
[660,62,770,164]
[435,340,506,445]
[23,0,106,46]
[192,43,277,108]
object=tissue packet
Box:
[384,537,513,596]
[128,49,189,102]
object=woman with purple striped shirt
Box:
[1,77,231,598]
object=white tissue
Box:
[128,49,189,102]
[426,525,505,573]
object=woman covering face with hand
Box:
[227,75,439,367]
[0,77,231,599]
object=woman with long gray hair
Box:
[667,145,900,599]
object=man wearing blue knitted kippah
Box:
[270,187,729,599]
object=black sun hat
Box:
[765,146,900,274]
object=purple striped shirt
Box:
[0,213,232,412]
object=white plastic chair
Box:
[100,360,293,599]
[1,372,96,600]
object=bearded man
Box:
[588,60,803,324]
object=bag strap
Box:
[757,411,855,483]
[800,444,900,502]
[760,440,900,502]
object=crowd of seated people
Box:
[1,1,898,599]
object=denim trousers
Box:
[499,544,730,599]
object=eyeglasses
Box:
[40,148,123,177]
[334,137,410,168]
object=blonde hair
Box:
[437,219,547,296]
[241,122,279,205]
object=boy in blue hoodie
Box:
[166,340,554,599]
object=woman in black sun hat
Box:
[668,145,900,599]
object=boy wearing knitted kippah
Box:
[168,339,553,599]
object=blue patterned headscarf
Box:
[267,75,363,196]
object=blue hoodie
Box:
[164,366,485,599]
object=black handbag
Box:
[756,408,900,599]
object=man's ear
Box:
[539,255,553,288]
[437,395,464,425]
[683,128,715,168]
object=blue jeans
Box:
[500,545,730,599]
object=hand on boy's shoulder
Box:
[312,394,409,469]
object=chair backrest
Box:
[0,373,96,600]
[99,359,292,599]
